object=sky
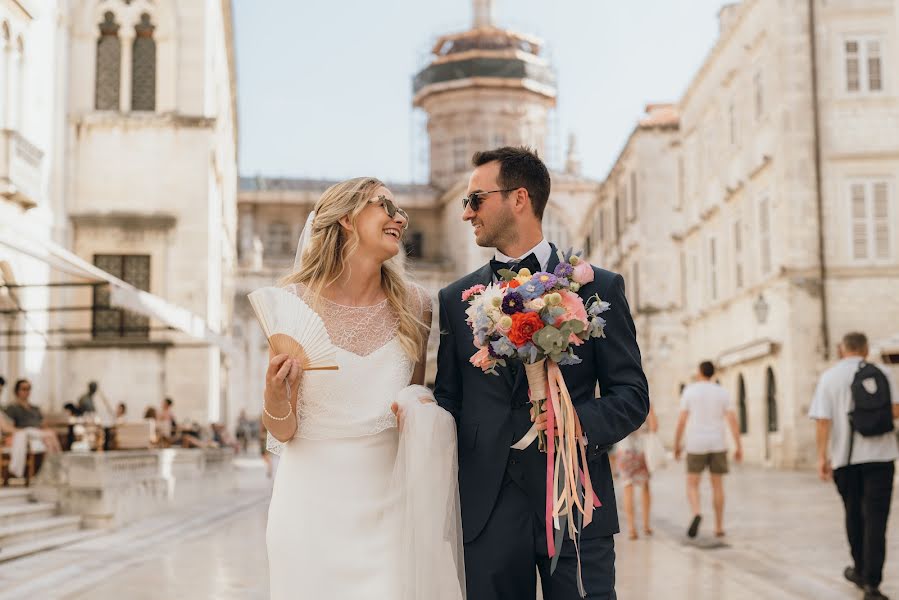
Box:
[234,0,733,184]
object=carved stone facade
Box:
[581,0,899,467]
[0,1,238,426]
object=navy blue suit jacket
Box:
[434,244,650,543]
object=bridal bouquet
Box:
[463,248,610,450]
[463,249,610,590]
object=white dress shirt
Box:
[493,238,553,273]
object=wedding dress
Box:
[266,283,464,599]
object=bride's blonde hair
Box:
[280,177,427,360]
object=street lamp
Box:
[753,293,769,324]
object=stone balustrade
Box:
[33,448,235,529]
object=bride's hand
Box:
[265,354,304,403]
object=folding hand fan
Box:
[247,286,339,371]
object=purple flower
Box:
[554,263,574,280]
[533,271,559,290]
[501,291,526,315]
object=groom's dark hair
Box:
[472,146,551,220]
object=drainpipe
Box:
[808,0,830,360]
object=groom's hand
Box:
[533,408,560,436]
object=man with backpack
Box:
[809,332,899,600]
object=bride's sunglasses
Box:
[372,195,409,230]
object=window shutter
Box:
[846,40,860,92]
[867,40,882,92]
[851,183,869,260]
[873,182,890,259]
[759,197,772,274]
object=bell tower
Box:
[413,0,557,189]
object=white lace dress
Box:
[267,283,462,599]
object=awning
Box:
[0,229,232,353]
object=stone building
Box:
[0,0,238,424]
[583,0,899,467]
[232,0,600,417]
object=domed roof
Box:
[412,3,556,104]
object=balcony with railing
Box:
[0,129,43,209]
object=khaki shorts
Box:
[686,451,729,475]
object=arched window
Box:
[131,13,156,111]
[737,374,748,434]
[543,208,570,250]
[766,367,778,433]
[95,12,121,110]
[266,222,292,257]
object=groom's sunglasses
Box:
[461,188,518,212]
[373,195,409,230]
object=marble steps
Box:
[0,490,94,564]
[0,502,56,528]
[0,528,103,563]
[0,489,30,507]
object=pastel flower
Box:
[554,262,574,280]
[501,292,526,315]
[555,290,589,344]
[517,280,546,300]
[571,261,595,285]
[469,346,493,370]
[525,297,546,312]
[490,337,517,358]
[497,315,514,333]
[461,284,486,302]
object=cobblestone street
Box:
[1,459,896,599]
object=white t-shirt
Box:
[808,357,899,470]
[680,381,734,454]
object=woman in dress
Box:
[616,405,658,539]
[262,177,463,599]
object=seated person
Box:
[4,380,62,453]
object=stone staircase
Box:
[0,488,100,563]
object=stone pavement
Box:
[0,458,895,599]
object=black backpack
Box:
[849,362,894,438]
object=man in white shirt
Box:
[674,361,743,539]
[809,332,898,600]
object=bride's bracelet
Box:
[264,401,292,421]
[264,380,299,422]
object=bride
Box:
[262,177,464,599]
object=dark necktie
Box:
[489,252,542,281]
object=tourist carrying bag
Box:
[847,361,894,464]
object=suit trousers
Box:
[832,461,895,588]
[463,459,617,600]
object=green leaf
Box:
[496,268,518,281]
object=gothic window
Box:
[131,13,156,111]
[92,254,151,338]
[95,12,121,110]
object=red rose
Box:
[508,311,545,347]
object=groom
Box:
[434,146,649,599]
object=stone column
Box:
[238,204,255,267]
[119,32,134,112]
